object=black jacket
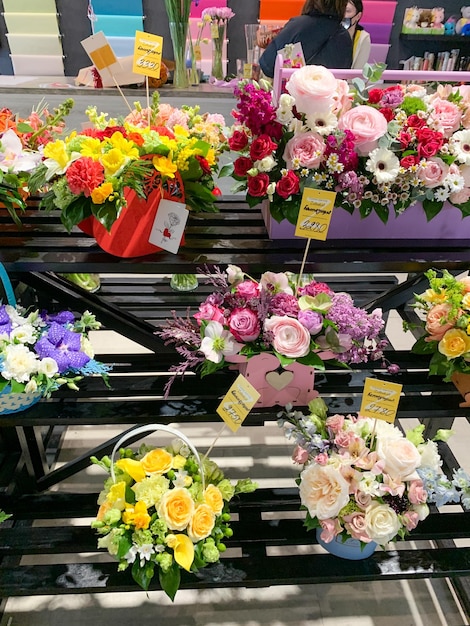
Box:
[259,12,353,78]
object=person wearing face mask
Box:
[343,0,371,69]
[258,0,352,78]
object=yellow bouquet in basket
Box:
[91,433,257,600]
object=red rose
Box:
[233,156,253,177]
[195,154,211,175]
[368,88,384,104]
[249,134,277,161]
[400,155,419,169]
[418,139,444,159]
[247,172,270,197]
[228,129,249,151]
[407,115,426,129]
[379,108,394,122]
[65,157,105,197]
[399,131,412,149]
[276,171,300,199]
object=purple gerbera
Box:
[35,321,90,373]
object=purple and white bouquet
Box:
[0,305,110,398]
[157,266,386,394]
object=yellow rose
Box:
[172,454,187,470]
[141,448,173,475]
[204,484,224,515]
[438,328,470,359]
[158,487,194,531]
[187,504,215,542]
[422,288,447,304]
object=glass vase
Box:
[211,23,226,80]
[169,21,190,89]
[170,274,198,291]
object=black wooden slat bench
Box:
[0,198,469,613]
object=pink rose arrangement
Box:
[157,266,386,395]
[224,64,470,226]
[278,398,470,549]
[408,269,470,381]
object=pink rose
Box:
[343,511,372,543]
[334,431,355,449]
[228,308,260,342]
[354,490,372,509]
[402,511,420,531]
[425,303,455,341]
[428,98,462,138]
[408,480,427,505]
[418,157,449,188]
[325,413,344,434]
[338,105,388,156]
[331,79,352,115]
[194,303,225,325]
[459,276,470,292]
[235,280,259,299]
[263,315,311,358]
[286,65,339,114]
[292,445,309,464]
[318,518,342,543]
[282,131,325,170]
[314,452,329,466]
[450,188,470,204]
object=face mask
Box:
[341,17,351,28]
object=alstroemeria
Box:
[0,129,41,173]
[200,321,243,363]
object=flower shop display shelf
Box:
[0,197,470,606]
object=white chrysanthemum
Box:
[449,129,470,165]
[255,155,276,172]
[2,344,38,383]
[366,147,400,183]
[445,172,465,193]
[10,324,36,344]
[305,111,338,135]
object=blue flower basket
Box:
[316,528,377,560]
[0,262,42,415]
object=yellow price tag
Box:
[295,187,336,240]
[359,378,403,424]
[132,30,163,79]
[216,374,260,432]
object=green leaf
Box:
[9,380,26,393]
[422,198,444,221]
[159,561,180,601]
[303,511,320,531]
[296,352,327,369]
[132,558,155,592]
[219,163,234,178]
[411,335,436,355]
[16,122,34,133]
[61,196,92,232]
[117,535,133,560]
[372,204,390,224]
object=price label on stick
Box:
[295,187,336,241]
[133,30,163,79]
[359,378,403,424]
[216,375,260,432]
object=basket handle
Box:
[0,262,16,306]
[110,423,205,491]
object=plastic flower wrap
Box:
[224,63,470,225]
[0,306,110,398]
[278,399,470,547]
[157,265,386,395]
[408,269,470,381]
[91,434,257,600]
[0,99,74,225]
[28,92,227,233]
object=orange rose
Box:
[187,504,216,542]
[425,304,455,342]
[204,484,224,515]
[141,448,173,475]
[158,487,194,531]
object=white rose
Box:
[376,436,421,480]
[299,463,350,520]
[411,503,430,521]
[2,344,38,383]
[365,502,401,545]
[286,65,339,115]
[37,357,59,378]
[417,440,442,472]
[255,156,276,172]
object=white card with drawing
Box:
[149,198,189,254]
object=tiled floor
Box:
[1,277,470,625]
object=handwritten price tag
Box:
[359,378,403,424]
[216,374,260,432]
[295,187,336,241]
[133,30,163,79]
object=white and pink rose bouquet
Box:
[224,63,470,225]
[278,398,470,549]
[157,266,386,396]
